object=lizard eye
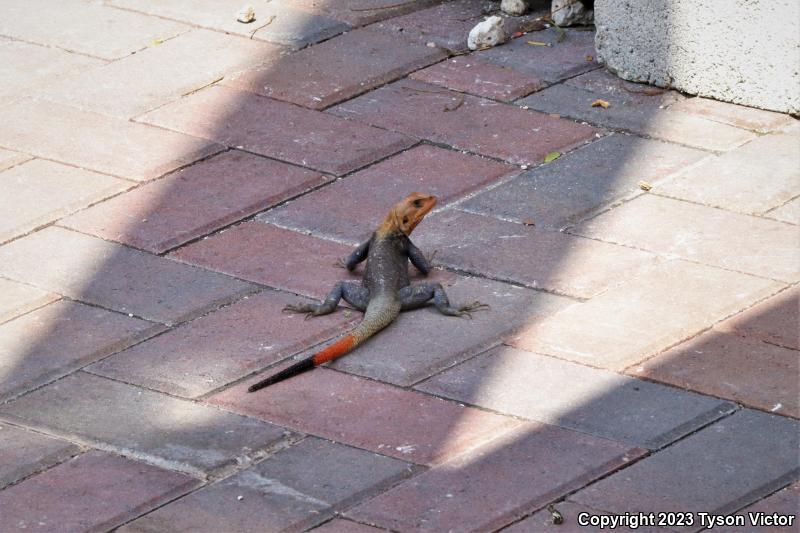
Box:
[412,199,423,208]
[402,216,409,224]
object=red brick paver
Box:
[637,330,799,418]
[716,286,799,350]
[0,451,198,533]
[170,221,360,300]
[0,423,80,490]
[310,519,389,532]
[330,276,571,387]
[767,197,800,225]
[212,367,522,465]
[329,78,598,165]
[347,423,645,532]
[570,410,799,518]
[0,300,161,402]
[0,227,256,325]
[140,85,415,175]
[121,437,413,532]
[226,28,446,109]
[261,144,519,243]
[0,149,31,172]
[61,150,329,254]
[478,26,600,83]
[410,57,546,102]
[88,289,356,398]
[374,0,548,53]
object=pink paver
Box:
[170,221,360,300]
[329,78,598,165]
[88,289,356,398]
[261,144,520,243]
[62,150,329,253]
[0,227,255,325]
[139,85,415,176]
[226,28,446,109]
[0,300,162,402]
[347,422,645,532]
[0,451,198,533]
[211,367,522,465]
[410,57,546,101]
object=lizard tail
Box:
[248,296,400,392]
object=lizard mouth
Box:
[405,195,437,234]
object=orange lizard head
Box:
[379,192,437,236]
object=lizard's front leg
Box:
[283,282,368,318]
[399,282,489,318]
[335,239,370,270]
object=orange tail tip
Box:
[248,334,357,393]
[312,334,356,365]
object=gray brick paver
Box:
[0,372,291,477]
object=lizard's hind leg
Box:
[341,282,369,311]
[283,282,367,317]
[399,282,489,318]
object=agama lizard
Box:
[248,192,487,392]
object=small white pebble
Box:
[237,495,244,501]
[521,105,529,110]
[128,313,134,317]
[236,4,255,23]
[426,41,436,48]
[520,164,528,170]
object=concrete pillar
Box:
[594,0,800,113]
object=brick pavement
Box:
[0,2,797,532]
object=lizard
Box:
[248,192,487,392]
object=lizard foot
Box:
[333,257,348,269]
[455,301,490,319]
[282,303,315,314]
[283,303,334,320]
